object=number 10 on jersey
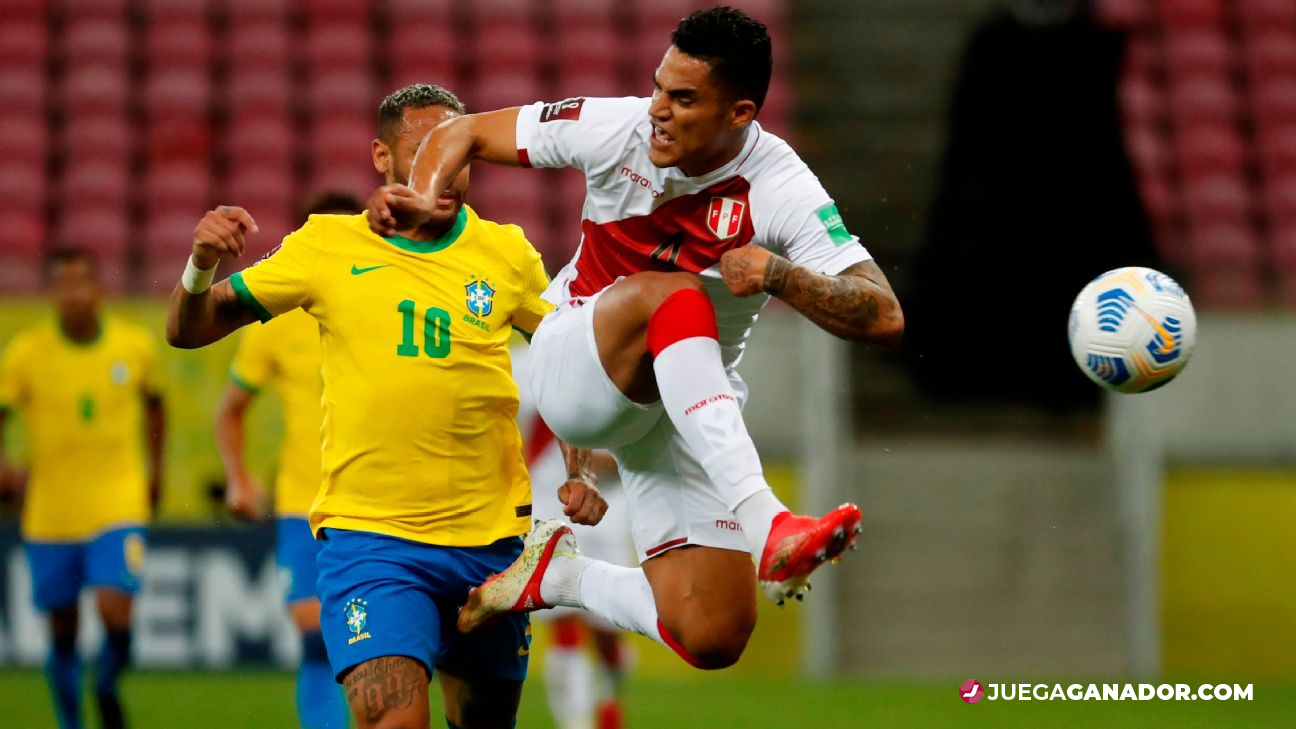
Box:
[397,299,451,358]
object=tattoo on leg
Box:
[343,656,425,724]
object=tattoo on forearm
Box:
[560,441,595,483]
[767,260,901,341]
[343,656,424,724]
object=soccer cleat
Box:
[457,519,578,633]
[757,504,863,605]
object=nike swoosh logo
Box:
[351,264,391,275]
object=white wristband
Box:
[181,255,218,294]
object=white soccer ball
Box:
[1068,266,1196,394]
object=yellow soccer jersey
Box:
[229,308,323,517]
[230,208,552,546]
[0,317,159,541]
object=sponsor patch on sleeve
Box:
[540,98,586,123]
[815,204,854,247]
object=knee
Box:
[671,610,757,670]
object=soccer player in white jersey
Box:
[368,7,904,669]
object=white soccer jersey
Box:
[515,96,871,369]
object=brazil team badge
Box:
[345,597,371,645]
[465,279,495,318]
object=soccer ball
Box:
[1068,267,1196,393]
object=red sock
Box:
[656,619,703,669]
[646,288,718,357]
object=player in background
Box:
[214,191,363,729]
[0,248,166,729]
[513,345,633,729]
[166,84,605,729]
[368,7,904,670]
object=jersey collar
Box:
[382,206,468,254]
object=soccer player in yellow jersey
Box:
[166,84,606,729]
[214,192,363,729]
[0,248,166,729]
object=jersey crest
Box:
[466,279,496,317]
[707,197,746,240]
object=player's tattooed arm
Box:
[167,206,262,348]
[763,257,904,344]
[558,440,608,526]
[343,656,428,726]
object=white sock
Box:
[543,646,595,729]
[540,552,592,609]
[735,489,788,556]
[574,561,664,646]
[654,336,787,547]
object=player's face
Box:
[48,257,100,323]
[373,105,471,229]
[648,46,756,175]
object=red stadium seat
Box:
[1123,124,1168,174]
[305,69,378,119]
[464,0,536,26]
[0,68,47,111]
[0,115,49,165]
[140,0,207,21]
[1187,224,1265,307]
[58,67,129,117]
[303,0,370,23]
[1243,31,1296,81]
[556,24,620,76]
[54,208,130,256]
[309,114,373,169]
[226,23,291,72]
[1163,28,1234,74]
[1094,0,1155,29]
[0,20,49,65]
[64,116,133,164]
[1263,173,1296,223]
[552,69,626,101]
[386,0,455,24]
[144,161,212,212]
[1256,123,1296,176]
[473,72,547,111]
[0,0,47,20]
[145,116,212,164]
[227,115,295,166]
[61,20,130,66]
[52,0,128,20]
[145,19,212,68]
[1272,226,1296,269]
[0,159,47,212]
[305,167,380,202]
[225,70,294,120]
[221,0,289,23]
[389,23,458,87]
[550,0,616,25]
[1252,76,1296,124]
[1238,0,1296,31]
[59,160,131,208]
[305,24,372,72]
[1175,123,1246,177]
[143,68,211,114]
[636,0,707,27]
[1182,172,1254,222]
[224,161,297,217]
[1157,0,1225,27]
[0,210,45,255]
[141,210,202,255]
[1168,73,1238,122]
[473,24,541,70]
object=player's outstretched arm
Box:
[557,440,608,526]
[369,108,522,236]
[720,247,904,344]
[166,206,262,349]
[214,384,265,520]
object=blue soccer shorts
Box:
[276,517,323,604]
[315,528,532,683]
[24,525,147,612]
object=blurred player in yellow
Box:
[0,248,166,729]
[166,84,605,729]
[214,192,363,729]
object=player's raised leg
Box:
[592,271,862,601]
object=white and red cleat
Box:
[758,504,862,605]
[457,519,579,633]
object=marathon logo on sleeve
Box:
[540,98,586,123]
[816,203,854,246]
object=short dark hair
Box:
[671,7,772,111]
[378,84,467,143]
[298,190,364,221]
[44,246,98,277]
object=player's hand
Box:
[720,245,775,297]
[193,206,259,269]
[366,184,433,237]
[558,479,607,526]
[225,476,266,521]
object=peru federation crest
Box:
[707,197,746,240]
[466,279,496,318]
